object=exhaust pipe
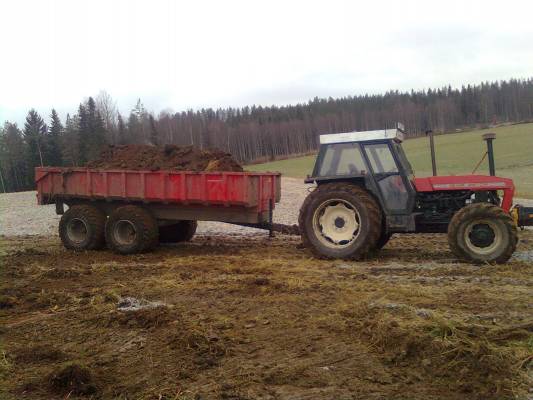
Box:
[426,130,437,176]
[482,133,496,176]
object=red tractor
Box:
[298,124,533,263]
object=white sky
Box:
[1,0,532,125]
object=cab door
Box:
[363,142,411,213]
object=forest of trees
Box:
[1,77,532,192]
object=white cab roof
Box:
[319,128,405,145]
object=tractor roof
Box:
[319,126,405,145]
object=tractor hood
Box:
[413,175,515,211]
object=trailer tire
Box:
[448,203,517,264]
[105,205,159,255]
[159,221,197,243]
[298,183,382,260]
[59,204,106,251]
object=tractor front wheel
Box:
[447,203,517,264]
[298,183,382,260]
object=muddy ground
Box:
[1,231,532,400]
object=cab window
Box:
[393,142,414,176]
[364,143,409,211]
[316,143,367,177]
[365,143,398,173]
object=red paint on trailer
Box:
[413,175,515,211]
[35,167,281,215]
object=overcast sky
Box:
[1,0,532,126]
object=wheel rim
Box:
[66,218,88,244]
[312,199,361,248]
[464,219,502,255]
[113,220,137,246]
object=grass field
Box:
[248,123,533,197]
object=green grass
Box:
[247,123,533,197]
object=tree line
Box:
[1,78,532,192]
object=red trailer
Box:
[35,167,282,254]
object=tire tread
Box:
[59,204,106,251]
[298,183,382,260]
[105,205,158,254]
[447,202,517,264]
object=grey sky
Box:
[1,0,532,126]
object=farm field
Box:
[1,232,533,400]
[248,123,533,197]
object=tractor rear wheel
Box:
[159,221,197,243]
[105,205,159,254]
[447,203,517,264]
[59,204,106,251]
[375,232,392,250]
[298,183,382,259]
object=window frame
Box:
[312,142,369,178]
[364,143,399,174]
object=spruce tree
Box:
[129,99,146,142]
[77,103,88,163]
[117,113,127,144]
[86,97,107,160]
[63,113,81,166]
[48,109,64,166]
[77,97,107,163]
[149,114,159,145]
[0,122,31,191]
[23,110,48,182]
[128,111,141,143]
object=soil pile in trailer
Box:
[85,144,244,172]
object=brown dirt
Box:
[1,232,532,399]
[10,345,66,364]
[46,363,97,396]
[85,144,243,172]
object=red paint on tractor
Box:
[413,175,515,211]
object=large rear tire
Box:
[159,221,197,243]
[59,204,106,251]
[375,232,392,250]
[298,183,382,259]
[447,203,517,264]
[105,205,159,255]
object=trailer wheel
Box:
[105,205,158,254]
[159,221,197,243]
[448,203,517,264]
[298,183,382,260]
[59,204,106,251]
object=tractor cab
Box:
[306,124,417,229]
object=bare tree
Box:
[95,90,118,142]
